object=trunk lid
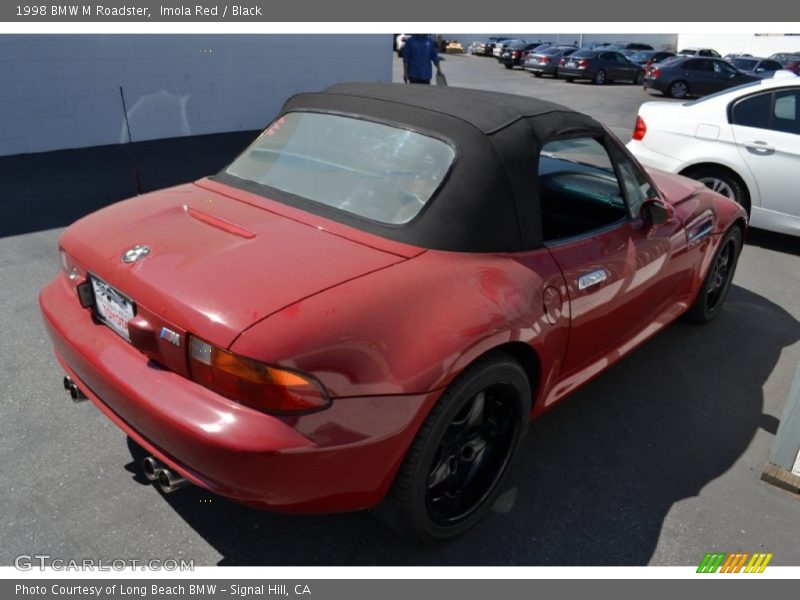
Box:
[61,182,412,348]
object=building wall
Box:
[675,33,800,57]
[0,34,392,156]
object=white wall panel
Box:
[0,34,393,156]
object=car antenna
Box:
[119,85,143,195]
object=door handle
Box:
[744,141,775,155]
[578,269,608,291]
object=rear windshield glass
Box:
[732,58,758,70]
[571,50,596,58]
[225,112,456,225]
[629,51,654,61]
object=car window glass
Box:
[537,138,628,242]
[605,143,659,216]
[226,112,455,225]
[772,91,800,134]
[731,92,772,129]
[764,61,782,70]
[732,58,757,71]
[714,61,737,75]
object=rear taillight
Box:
[540,57,550,64]
[578,59,589,68]
[188,336,330,414]
[632,116,647,141]
[559,58,566,66]
[651,67,662,78]
[513,51,521,57]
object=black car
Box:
[558,49,645,85]
[606,42,654,51]
[727,56,784,77]
[628,50,675,66]
[501,42,547,69]
[523,45,579,77]
[644,56,758,98]
[480,37,511,57]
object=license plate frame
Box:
[90,275,136,342]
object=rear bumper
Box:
[39,274,440,513]
[558,68,591,79]
[644,78,669,93]
[524,64,556,75]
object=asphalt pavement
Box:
[0,53,798,567]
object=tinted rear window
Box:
[226,112,456,225]
[732,58,758,70]
[629,51,654,61]
[572,50,597,58]
[731,93,772,128]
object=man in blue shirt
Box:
[402,34,443,84]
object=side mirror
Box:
[641,198,672,226]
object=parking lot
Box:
[0,51,799,567]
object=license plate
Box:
[91,276,135,341]
[567,61,576,67]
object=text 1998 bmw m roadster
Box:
[40,83,747,540]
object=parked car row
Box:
[467,37,800,236]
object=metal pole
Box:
[761,362,800,493]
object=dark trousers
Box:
[408,77,431,84]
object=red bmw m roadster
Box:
[40,83,747,540]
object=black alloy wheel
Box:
[685,227,743,323]
[375,353,531,541]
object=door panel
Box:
[731,89,800,218]
[546,217,685,375]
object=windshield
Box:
[630,51,654,61]
[732,58,758,70]
[225,112,456,225]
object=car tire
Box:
[685,226,743,324]
[667,80,689,98]
[374,352,532,541]
[634,70,645,85]
[593,69,607,85]
[565,77,575,82]
[504,63,513,69]
[685,166,749,213]
[534,72,542,77]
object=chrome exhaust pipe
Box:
[63,376,72,391]
[142,456,164,482]
[67,381,87,401]
[157,468,188,494]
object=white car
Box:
[627,72,800,236]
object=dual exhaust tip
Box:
[142,456,189,494]
[63,376,87,402]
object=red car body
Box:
[40,84,747,517]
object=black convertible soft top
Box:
[215,83,608,252]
